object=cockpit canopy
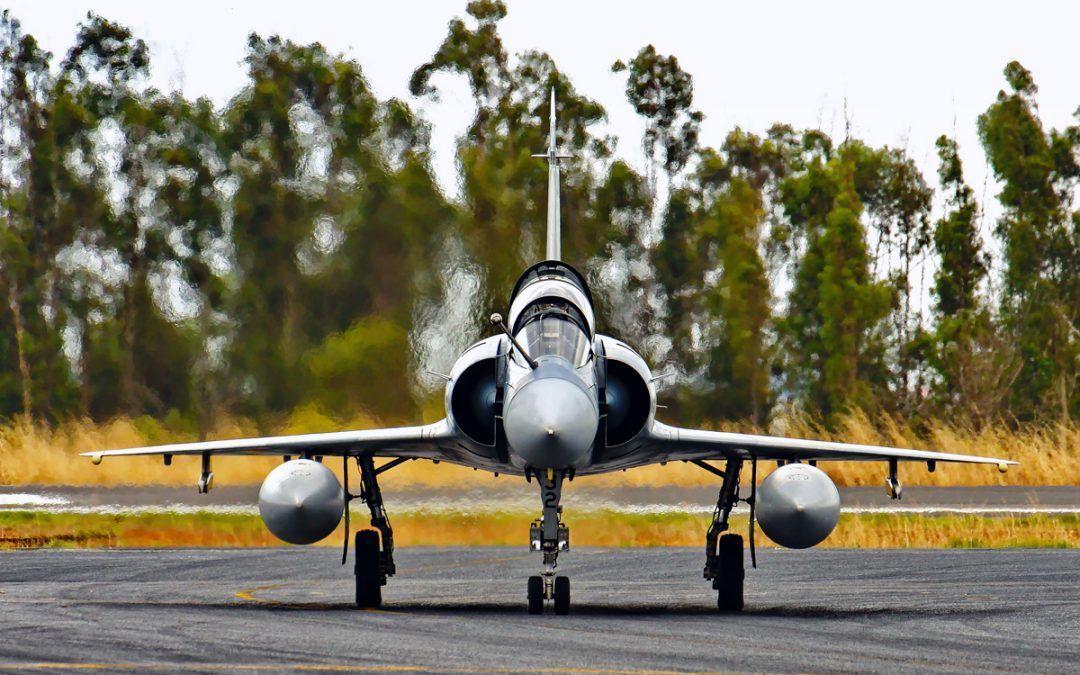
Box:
[509,260,593,307]
[513,300,592,367]
[507,260,595,369]
[507,260,596,342]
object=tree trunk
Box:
[120,258,142,417]
[7,279,32,419]
[1059,370,1068,425]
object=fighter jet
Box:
[85,91,1016,615]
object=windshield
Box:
[515,314,591,367]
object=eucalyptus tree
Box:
[138,93,229,425]
[858,146,933,412]
[691,148,772,424]
[918,135,1018,424]
[611,44,703,186]
[0,11,104,420]
[649,133,778,425]
[223,33,453,422]
[223,34,388,417]
[779,136,895,425]
[978,61,1080,421]
[58,13,219,419]
[411,1,625,316]
[303,97,456,422]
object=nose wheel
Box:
[526,469,571,615]
[553,575,570,615]
[527,575,544,614]
[527,574,570,615]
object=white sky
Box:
[9,1,1078,194]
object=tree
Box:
[306,98,458,421]
[919,135,1018,424]
[412,4,614,312]
[61,13,202,419]
[409,0,509,113]
[697,174,771,423]
[978,61,1080,421]
[650,136,777,424]
[779,139,894,425]
[612,45,703,184]
[0,11,90,420]
[859,145,933,413]
[224,34,386,418]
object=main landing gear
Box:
[352,455,397,608]
[697,457,747,611]
[527,468,571,615]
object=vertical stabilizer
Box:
[533,88,571,261]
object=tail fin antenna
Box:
[532,88,571,261]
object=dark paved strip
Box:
[1,547,1077,673]
[3,484,1077,511]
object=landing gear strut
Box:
[527,468,570,615]
[700,458,745,611]
[354,455,396,608]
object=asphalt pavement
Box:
[3,484,1078,514]
[1,546,1077,673]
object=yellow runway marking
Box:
[233,582,401,614]
[234,582,289,602]
[0,665,732,674]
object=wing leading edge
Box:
[645,421,1016,468]
[81,419,457,463]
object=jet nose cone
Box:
[504,373,597,469]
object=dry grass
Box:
[0,511,282,548]
[827,513,1079,548]
[381,512,1080,548]
[0,409,1076,488]
[2,510,1075,549]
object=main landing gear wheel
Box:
[553,575,570,615]
[527,575,544,615]
[715,533,744,612]
[355,529,382,608]
[350,455,397,609]
[702,458,746,612]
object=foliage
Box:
[612,45,703,180]
[0,6,1077,433]
[977,61,1080,422]
[779,141,895,424]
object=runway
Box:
[3,484,1078,515]
[2,547,1078,673]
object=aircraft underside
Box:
[327,453,756,614]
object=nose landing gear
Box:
[527,468,571,615]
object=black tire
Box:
[527,575,544,615]
[553,575,570,616]
[716,533,744,612]
[355,530,382,608]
